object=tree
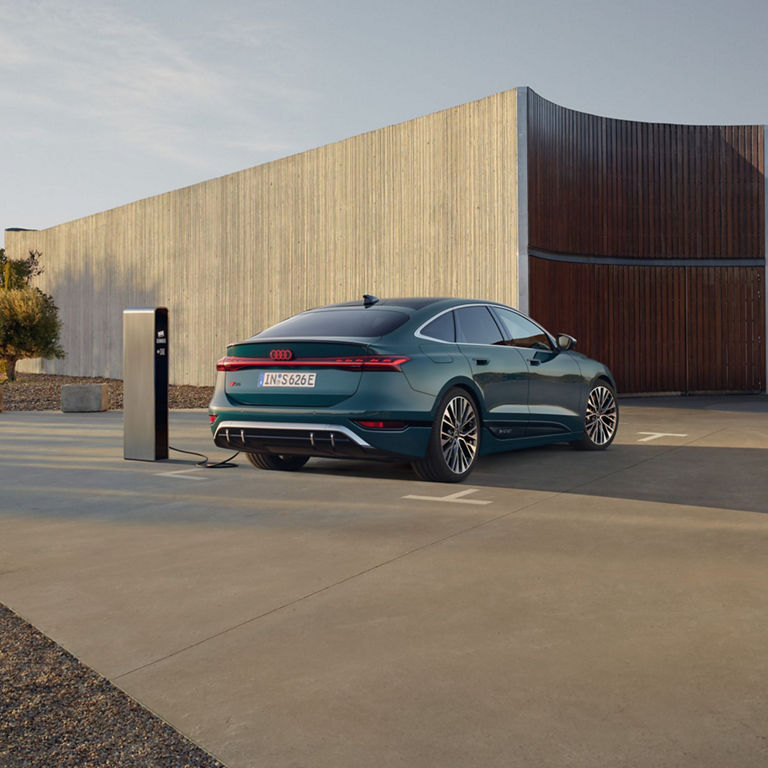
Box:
[0,249,44,290]
[0,251,64,381]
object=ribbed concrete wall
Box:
[6,91,519,386]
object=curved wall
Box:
[526,91,765,393]
[528,91,764,261]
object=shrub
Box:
[0,288,65,381]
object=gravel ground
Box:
[0,603,226,768]
[0,374,213,411]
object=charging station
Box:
[123,307,169,461]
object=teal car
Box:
[209,297,618,482]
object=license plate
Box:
[258,371,317,388]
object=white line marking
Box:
[154,468,208,480]
[637,432,689,442]
[403,488,492,505]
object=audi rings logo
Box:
[270,349,293,361]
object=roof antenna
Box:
[363,294,379,307]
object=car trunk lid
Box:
[220,340,372,406]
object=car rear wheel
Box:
[246,452,310,471]
[573,382,618,450]
[412,388,480,482]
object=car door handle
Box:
[474,358,489,366]
[529,359,541,366]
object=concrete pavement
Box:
[1,399,767,767]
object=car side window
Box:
[420,311,456,342]
[455,306,504,345]
[491,307,553,350]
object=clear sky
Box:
[2,0,767,243]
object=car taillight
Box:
[209,414,216,424]
[355,420,408,430]
[331,356,410,371]
[216,355,410,371]
[217,356,260,371]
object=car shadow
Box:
[304,438,768,516]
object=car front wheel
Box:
[412,388,480,482]
[574,382,618,450]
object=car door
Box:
[454,305,529,438]
[490,306,584,437]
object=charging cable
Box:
[170,445,240,468]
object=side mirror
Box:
[556,333,577,351]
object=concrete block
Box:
[61,383,109,413]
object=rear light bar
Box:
[217,355,410,372]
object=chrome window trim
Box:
[215,420,373,448]
[414,306,460,343]
[415,303,557,350]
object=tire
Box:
[573,382,619,450]
[246,452,309,471]
[412,388,480,482]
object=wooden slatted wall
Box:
[530,258,764,393]
[527,91,765,393]
[528,93,764,260]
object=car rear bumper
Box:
[213,419,424,459]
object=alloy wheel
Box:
[584,386,618,446]
[439,395,478,475]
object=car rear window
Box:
[256,309,410,338]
